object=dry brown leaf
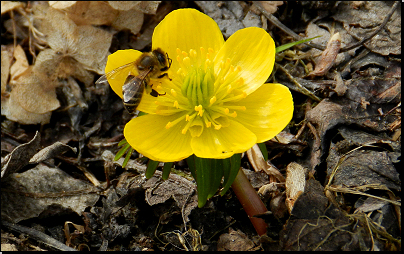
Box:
[108,1,161,14]
[1,1,25,14]
[285,162,306,213]
[1,49,11,94]
[259,1,284,14]
[2,90,52,125]
[309,32,341,77]
[33,49,94,86]
[217,228,255,251]
[48,1,76,10]
[1,163,99,223]
[111,9,144,35]
[51,1,119,26]
[9,45,29,83]
[39,7,112,75]
[11,67,60,114]
[246,144,285,182]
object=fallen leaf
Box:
[217,228,255,251]
[1,164,99,223]
[309,32,341,77]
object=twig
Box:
[340,1,399,52]
[276,63,321,102]
[253,1,325,51]
[2,221,77,251]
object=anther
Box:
[166,122,173,129]
[171,89,177,97]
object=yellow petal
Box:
[124,113,193,162]
[152,9,224,74]
[229,83,293,143]
[105,49,142,99]
[214,27,275,95]
[191,120,257,159]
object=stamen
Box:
[190,49,197,58]
[195,105,204,117]
[173,101,179,108]
[208,48,214,55]
[165,114,186,129]
[226,105,246,111]
[221,91,247,102]
[183,57,191,67]
[209,96,217,106]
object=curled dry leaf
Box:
[1,49,10,94]
[29,142,77,164]
[1,131,41,180]
[309,32,341,77]
[246,144,285,182]
[9,45,29,83]
[285,162,306,213]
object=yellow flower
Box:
[106,9,293,162]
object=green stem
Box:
[231,169,268,236]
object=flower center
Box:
[158,47,247,137]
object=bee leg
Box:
[157,72,172,81]
[150,89,166,97]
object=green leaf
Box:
[186,155,197,180]
[162,162,173,180]
[194,156,212,208]
[276,36,321,53]
[208,159,224,199]
[114,142,131,161]
[220,153,241,196]
[146,159,159,179]
[122,147,133,168]
[117,138,128,147]
[138,111,147,117]
[258,143,268,161]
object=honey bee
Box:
[96,48,172,114]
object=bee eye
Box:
[155,51,166,65]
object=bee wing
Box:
[95,61,137,85]
[122,76,143,103]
